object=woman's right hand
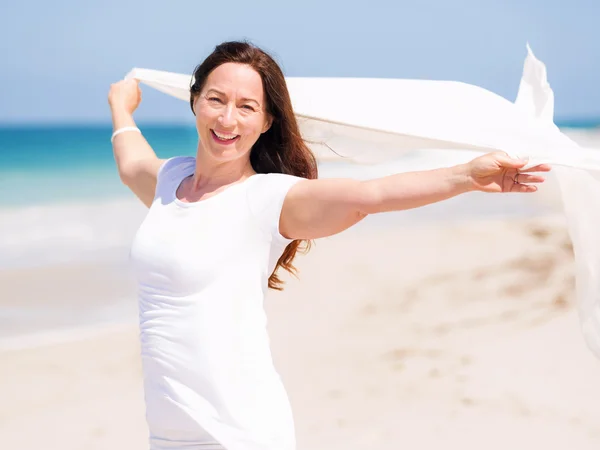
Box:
[108,79,142,115]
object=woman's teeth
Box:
[213,130,238,140]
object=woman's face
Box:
[193,62,272,164]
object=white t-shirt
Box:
[129,156,304,450]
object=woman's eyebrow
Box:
[206,88,260,105]
[206,88,224,96]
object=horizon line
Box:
[0,117,599,130]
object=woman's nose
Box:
[218,104,237,128]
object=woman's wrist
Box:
[110,107,136,130]
[451,163,476,194]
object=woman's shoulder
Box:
[244,172,307,242]
[252,171,305,183]
[247,172,305,193]
[158,155,196,179]
[246,172,305,208]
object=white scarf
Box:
[125,45,600,359]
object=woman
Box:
[108,41,550,450]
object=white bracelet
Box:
[111,126,141,143]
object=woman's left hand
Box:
[467,151,552,193]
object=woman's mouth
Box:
[211,130,240,145]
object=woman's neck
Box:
[190,151,256,191]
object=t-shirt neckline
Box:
[172,166,261,209]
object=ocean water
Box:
[0,125,200,206]
[0,125,195,270]
[0,122,598,340]
[0,123,599,272]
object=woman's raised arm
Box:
[109,79,164,208]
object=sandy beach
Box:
[1,212,600,450]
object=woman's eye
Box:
[241,105,255,111]
[208,97,222,103]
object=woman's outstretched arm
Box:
[109,79,164,208]
[280,152,551,240]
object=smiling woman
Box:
[192,65,270,158]
[185,44,319,292]
[107,40,550,450]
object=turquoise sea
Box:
[0,122,599,271]
[2,120,599,206]
[0,125,201,207]
[0,125,200,270]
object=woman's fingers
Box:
[521,163,552,173]
[512,183,538,193]
[495,154,529,169]
[108,79,142,114]
[515,173,546,184]
[508,172,545,192]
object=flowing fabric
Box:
[124,45,600,359]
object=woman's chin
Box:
[206,146,248,162]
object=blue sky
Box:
[1,0,598,124]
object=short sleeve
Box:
[246,173,304,245]
[154,156,195,200]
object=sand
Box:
[1,214,600,449]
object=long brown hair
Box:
[189,41,318,290]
